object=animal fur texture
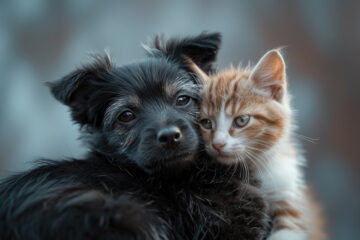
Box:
[196,49,325,240]
[0,33,272,240]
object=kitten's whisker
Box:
[292,132,319,144]
[249,140,273,148]
[246,149,277,188]
[246,146,268,155]
[244,152,264,182]
[234,153,249,200]
[245,150,269,177]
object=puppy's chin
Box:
[143,151,196,175]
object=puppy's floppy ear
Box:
[46,53,114,127]
[144,32,221,74]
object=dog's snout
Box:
[157,126,182,147]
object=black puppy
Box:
[0,33,271,239]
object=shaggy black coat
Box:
[0,33,271,240]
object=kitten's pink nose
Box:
[212,143,226,152]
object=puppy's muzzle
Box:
[157,126,182,148]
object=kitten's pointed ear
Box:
[46,53,113,127]
[144,32,221,74]
[249,49,286,102]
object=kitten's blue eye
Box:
[176,95,191,106]
[234,115,250,128]
[118,111,135,122]
[200,119,212,130]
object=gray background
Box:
[0,1,359,239]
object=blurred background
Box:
[0,0,359,239]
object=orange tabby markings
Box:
[194,49,325,240]
[273,201,302,219]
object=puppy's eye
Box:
[200,119,213,130]
[118,111,135,122]
[176,95,191,106]
[234,115,250,128]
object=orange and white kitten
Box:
[195,50,324,240]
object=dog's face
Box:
[90,59,202,172]
[49,33,221,173]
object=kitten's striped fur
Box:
[195,50,325,240]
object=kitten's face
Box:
[199,50,289,165]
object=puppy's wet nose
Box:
[157,126,182,147]
[212,143,226,152]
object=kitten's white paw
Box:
[268,229,306,240]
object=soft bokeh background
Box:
[0,1,359,239]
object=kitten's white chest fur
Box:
[255,140,309,240]
[256,140,304,202]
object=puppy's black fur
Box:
[0,33,271,240]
